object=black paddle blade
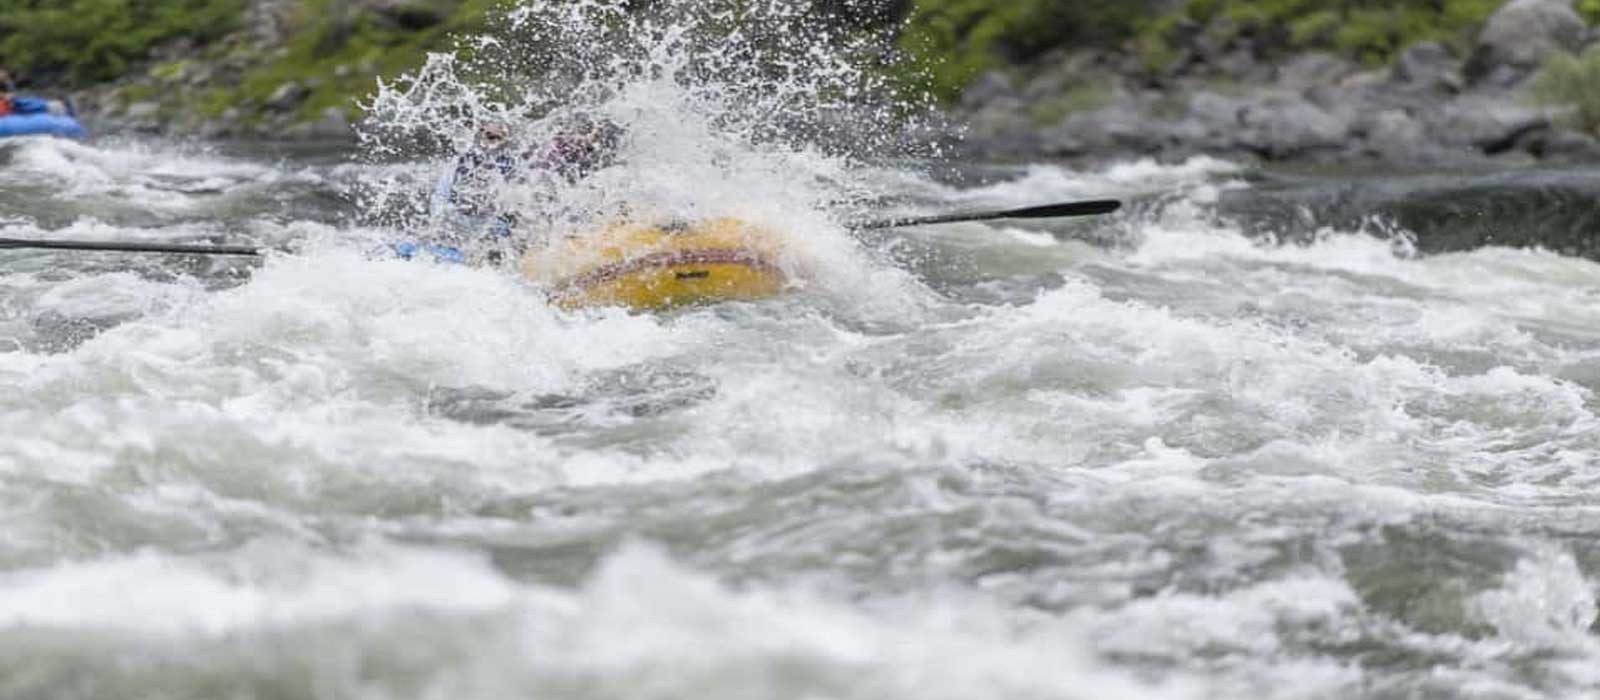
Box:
[855,199,1122,231]
[0,238,262,256]
[989,199,1123,220]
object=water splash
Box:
[1476,543,1598,652]
[357,0,931,293]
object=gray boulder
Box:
[362,0,448,30]
[244,0,298,45]
[197,118,236,139]
[1391,42,1463,93]
[967,96,1032,135]
[1425,96,1552,152]
[1277,53,1361,92]
[1186,91,1246,129]
[1048,97,1176,157]
[1211,48,1276,84]
[967,96,1044,157]
[1172,91,1255,154]
[1466,0,1586,86]
[266,81,310,112]
[123,101,163,134]
[1358,109,1426,144]
[1521,127,1600,161]
[125,101,160,120]
[1351,109,1445,162]
[306,107,354,140]
[961,71,1016,112]
[1237,93,1351,159]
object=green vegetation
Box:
[1582,0,1600,25]
[896,0,1507,102]
[898,0,1165,102]
[206,0,500,122]
[0,0,244,83]
[1535,47,1600,133]
[1141,0,1502,70]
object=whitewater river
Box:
[3,136,1600,699]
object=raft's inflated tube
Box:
[521,218,791,311]
[0,114,87,139]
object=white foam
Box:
[0,542,515,635]
[0,137,293,210]
[0,542,1186,698]
[1476,543,1599,653]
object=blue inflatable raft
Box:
[0,113,87,139]
[0,96,87,139]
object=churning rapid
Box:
[6,2,1600,699]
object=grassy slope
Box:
[200,0,500,123]
[0,0,245,83]
[0,0,498,127]
[899,0,1524,102]
[895,0,1161,101]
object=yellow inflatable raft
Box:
[520,218,790,311]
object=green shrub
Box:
[0,0,244,84]
[899,0,1506,102]
[1535,47,1600,133]
[1288,10,1340,47]
[1141,0,1501,69]
[1582,0,1600,25]
[898,0,1166,102]
[219,0,498,120]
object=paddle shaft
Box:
[855,199,1122,231]
[0,238,262,256]
[0,199,1124,257]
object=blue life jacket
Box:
[396,152,519,264]
[10,96,51,114]
[390,241,467,263]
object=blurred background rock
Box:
[5,0,1600,166]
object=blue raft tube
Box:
[0,96,87,139]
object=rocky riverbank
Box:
[57,0,492,142]
[955,0,1600,167]
[18,0,1600,168]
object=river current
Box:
[3,136,1600,699]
